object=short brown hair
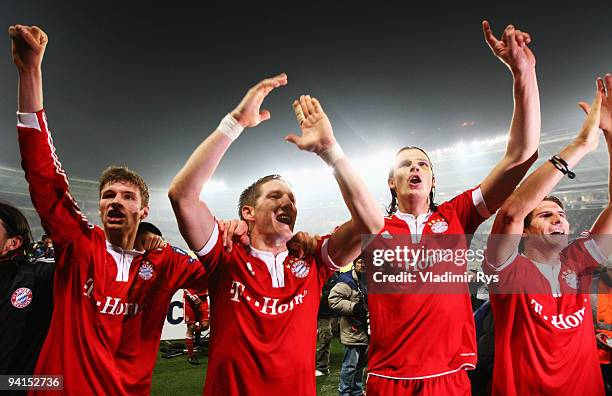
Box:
[238,174,287,220]
[99,166,149,207]
[523,196,564,229]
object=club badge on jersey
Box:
[11,287,33,308]
[138,261,155,281]
[561,269,578,289]
[429,219,449,234]
[289,258,310,279]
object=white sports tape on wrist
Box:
[319,144,346,166]
[217,113,244,141]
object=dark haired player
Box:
[0,201,54,386]
[168,76,383,394]
[484,77,612,395]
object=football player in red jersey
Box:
[10,25,213,395]
[364,21,542,395]
[483,76,612,395]
[183,287,210,365]
[168,76,383,394]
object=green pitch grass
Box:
[152,338,347,395]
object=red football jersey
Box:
[483,238,605,396]
[18,110,211,395]
[184,288,210,323]
[367,187,489,380]
[196,222,336,396]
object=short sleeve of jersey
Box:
[159,244,211,291]
[443,185,491,234]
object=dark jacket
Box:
[0,254,54,376]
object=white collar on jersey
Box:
[248,246,289,288]
[529,257,562,297]
[395,210,432,223]
[105,240,144,283]
[394,210,433,243]
[105,240,144,256]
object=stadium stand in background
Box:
[1,127,609,246]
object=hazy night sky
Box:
[0,1,610,190]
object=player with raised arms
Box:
[483,75,612,395]
[168,72,383,394]
[10,24,206,395]
[365,21,542,395]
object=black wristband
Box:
[549,155,575,179]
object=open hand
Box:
[576,88,603,152]
[230,73,287,128]
[285,95,336,155]
[579,74,612,136]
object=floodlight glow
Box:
[455,142,467,154]
[199,179,228,199]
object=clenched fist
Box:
[9,24,48,71]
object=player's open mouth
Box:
[107,209,126,223]
[276,213,293,226]
[409,175,422,186]
[549,229,565,235]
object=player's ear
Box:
[241,205,255,222]
[140,206,149,220]
[432,176,436,189]
[387,177,395,190]
[6,235,23,253]
[522,225,530,237]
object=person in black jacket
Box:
[0,201,54,383]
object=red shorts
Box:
[366,370,471,396]
[183,296,210,324]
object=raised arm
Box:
[487,85,603,265]
[168,74,287,251]
[11,25,92,251]
[584,74,612,257]
[286,96,383,266]
[10,24,45,112]
[479,21,541,213]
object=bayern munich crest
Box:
[138,261,155,281]
[290,259,310,278]
[11,287,33,309]
[430,220,449,234]
[561,269,578,289]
